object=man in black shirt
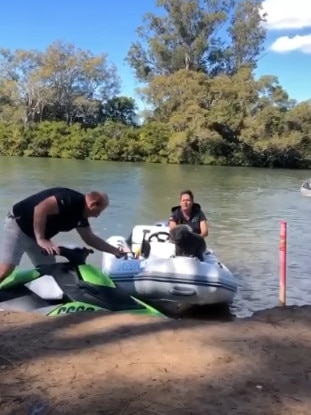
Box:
[0,187,126,282]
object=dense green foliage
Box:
[0,0,310,168]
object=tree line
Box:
[0,0,310,168]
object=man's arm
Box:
[76,226,122,256]
[33,196,59,241]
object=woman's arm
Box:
[199,219,209,237]
[198,209,209,237]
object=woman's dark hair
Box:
[180,190,194,201]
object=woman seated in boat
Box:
[168,190,208,237]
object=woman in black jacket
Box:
[168,189,209,237]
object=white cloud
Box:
[262,0,311,30]
[270,34,311,53]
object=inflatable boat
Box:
[300,179,311,197]
[102,224,238,310]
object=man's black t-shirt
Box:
[169,203,207,234]
[12,187,90,239]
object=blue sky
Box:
[0,0,310,111]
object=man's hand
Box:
[114,246,129,258]
[37,238,60,255]
[76,226,132,258]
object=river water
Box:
[0,156,310,317]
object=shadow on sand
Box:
[0,304,310,415]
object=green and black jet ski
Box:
[0,246,163,317]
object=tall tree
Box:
[0,48,44,123]
[126,0,233,82]
[0,41,121,125]
[227,0,267,73]
[126,0,267,81]
[37,40,120,124]
[101,96,138,125]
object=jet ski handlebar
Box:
[42,246,133,265]
[59,246,94,262]
[42,246,94,265]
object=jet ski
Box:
[0,246,163,317]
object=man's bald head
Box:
[85,191,109,217]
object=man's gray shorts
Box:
[0,214,55,266]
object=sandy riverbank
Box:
[1,305,310,415]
